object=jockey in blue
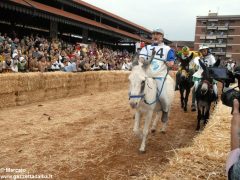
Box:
[138,28,175,112]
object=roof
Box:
[197,15,240,20]
[73,0,152,33]
[10,0,151,43]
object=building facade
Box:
[194,13,240,63]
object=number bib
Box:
[139,44,170,77]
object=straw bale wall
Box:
[0,71,129,108]
[153,102,232,180]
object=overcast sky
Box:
[82,0,240,41]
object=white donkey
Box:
[128,61,175,153]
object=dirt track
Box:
[0,89,198,180]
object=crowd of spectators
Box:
[0,32,133,73]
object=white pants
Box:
[155,78,169,112]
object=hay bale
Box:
[0,71,130,108]
[0,93,16,108]
[153,102,231,180]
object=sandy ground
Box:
[0,89,198,180]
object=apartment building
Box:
[194,13,240,63]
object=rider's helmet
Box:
[199,45,210,56]
[198,45,209,51]
[182,46,190,56]
[152,28,164,36]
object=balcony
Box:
[200,35,205,40]
[207,26,217,30]
[205,43,216,48]
[216,35,227,38]
[216,44,227,47]
[206,35,216,39]
[207,19,218,22]
[226,53,232,58]
[218,26,228,30]
[212,52,226,55]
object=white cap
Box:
[12,53,18,59]
[199,45,209,51]
[19,56,24,62]
[152,28,164,35]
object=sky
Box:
[82,0,240,41]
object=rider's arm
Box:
[166,49,175,67]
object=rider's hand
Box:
[166,61,174,67]
[233,99,240,116]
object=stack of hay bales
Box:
[153,102,232,180]
[0,71,130,108]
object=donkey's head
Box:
[180,60,191,81]
[198,59,220,95]
[128,61,147,108]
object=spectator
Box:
[3,55,12,73]
[18,56,27,72]
[0,31,134,73]
[226,99,240,180]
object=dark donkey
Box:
[177,59,194,111]
[196,59,220,130]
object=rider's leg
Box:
[155,78,170,133]
[213,83,218,100]
[175,71,180,91]
[191,80,199,111]
[155,78,169,112]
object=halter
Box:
[128,78,157,105]
[129,79,146,99]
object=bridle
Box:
[129,79,146,99]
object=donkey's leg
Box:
[160,111,169,133]
[133,110,142,139]
[196,105,201,131]
[151,111,161,133]
[184,88,191,112]
[139,110,153,153]
[180,88,184,109]
[191,85,197,112]
[204,105,210,126]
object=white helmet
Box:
[152,28,164,35]
[19,56,24,62]
[199,45,209,51]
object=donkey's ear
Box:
[198,59,207,71]
[132,59,139,67]
[214,59,220,67]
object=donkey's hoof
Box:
[151,129,156,134]
[139,149,146,154]
[160,129,166,134]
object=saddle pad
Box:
[208,67,229,80]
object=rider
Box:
[191,45,218,110]
[175,46,198,91]
[138,28,175,112]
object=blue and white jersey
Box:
[139,43,175,77]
